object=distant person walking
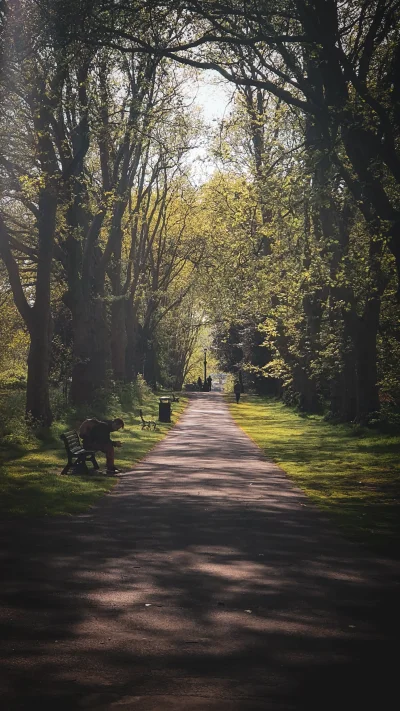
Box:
[234,381,242,404]
[197,376,203,391]
[207,375,212,391]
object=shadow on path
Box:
[1,394,399,710]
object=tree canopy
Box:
[0,0,399,426]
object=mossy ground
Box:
[227,394,400,557]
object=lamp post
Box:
[204,348,207,386]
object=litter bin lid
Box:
[159,396,171,402]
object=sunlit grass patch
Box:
[0,394,187,518]
[227,395,400,556]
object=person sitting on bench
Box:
[79,417,124,474]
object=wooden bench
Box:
[160,394,179,402]
[139,409,157,430]
[60,430,99,475]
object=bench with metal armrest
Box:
[60,430,99,475]
[139,409,157,430]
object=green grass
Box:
[0,394,187,518]
[227,394,400,557]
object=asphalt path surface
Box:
[1,393,399,710]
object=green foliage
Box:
[130,375,153,406]
[0,389,31,443]
[223,373,235,393]
[1,1,399,447]
[198,82,400,422]
[0,293,28,391]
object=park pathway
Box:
[1,393,399,710]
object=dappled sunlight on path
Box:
[0,394,399,710]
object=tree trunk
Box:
[25,184,57,425]
[69,294,110,405]
[328,300,380,424]
[355,297,381,422]
[329,321,358,422]
[26,312,53,426]
[67,265,110,406]
[293,363,321,412]
[110,242,127,381]
[111,298,127,381]
[143,333,158,387]
[125,298,141,382]
[62,222,111,405]
[341,125,400,291]
[69,300,92,405]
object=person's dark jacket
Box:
[80,419,116,448]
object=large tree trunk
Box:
[69,306,92,405]
[66,242,110,406]
[26,321,52,425]
[292,362,321,412]
[300,289,326,413]
[143,336,158,388]
[341,125,400,291]
[138,318,158,387]
[328,296,381,424]
[69,292,110,405]
[24,180,57,425]
[329,313,358,422]
[62,214,111,405]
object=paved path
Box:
[1,394,399,710]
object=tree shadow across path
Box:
[0,393,399,710]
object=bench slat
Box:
[61,432,96,455]
[60,430,99,474]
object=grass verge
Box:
[227,394,400,557]
[0,394,187,518]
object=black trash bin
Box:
[159,397,171,423]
